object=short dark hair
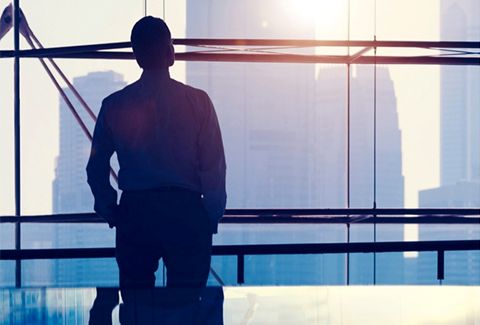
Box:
[131,16,172,69]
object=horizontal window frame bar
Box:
[0,240,478,260]
[0,39,478,65]
[2,51,478,66]
[1,39,479,57]
[1,209,479,224]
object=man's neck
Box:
[141,68,170,80]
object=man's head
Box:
[131,16,174,70]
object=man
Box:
[86,16,226,289]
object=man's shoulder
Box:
[172,78,210,100]
[101,82,139,108]
[171,80,215,116]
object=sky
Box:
[0,0,444,215]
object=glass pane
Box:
[349,224,405,284]
[209,256,237,286]
[0,261,15,287]
[0,59,14,216]
[349,65,404,208]
[245,254,345,285]
[416,65,480,208]
[216,224,347,285]
[0,57,14,285]
[21,224,117,286]
[20,59,135,215]
[19,54,186,216]
[22,260,56,287]
[17,1,142,48]
[391,224,479,285]
[349,0,375,40]
[188,61,348,208]
[23,258,118,287]
[417,224,480,285]
[444,251,480,285]
[22,224,114,249]
[185,0,339,39]
[215,224,346,245]
[420,224,480,241]
[377,0,480,41]
[346,64,408,209]
[0,223,14,249]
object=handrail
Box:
[1,209,479,224]
[1,240,479,284]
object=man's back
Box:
[87,69,226,234]
[101,70,216,193]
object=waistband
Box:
[124,186,201,196]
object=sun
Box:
[287,0,347,37]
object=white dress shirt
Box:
[86,69,226,232]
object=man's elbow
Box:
[85,159,98,188]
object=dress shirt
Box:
[86,69,226,232]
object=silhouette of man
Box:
[86,16,226,290]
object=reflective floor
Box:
[1,286,479,324]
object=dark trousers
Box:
[115,188,212,289]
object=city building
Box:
[186,1,405,284]
[315,66,405,283]
[186,0,316,209]
[52,71,126,286]
[417,0,480,284]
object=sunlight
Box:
[286,0,347,36]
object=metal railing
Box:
[1,238,479,285]
[1,209,479,286]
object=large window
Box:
[0,0,478,286]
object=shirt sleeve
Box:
[86,100,118,227]
[198,94,227,233]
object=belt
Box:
[125,186,201,196]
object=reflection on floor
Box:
[1,286,479,324]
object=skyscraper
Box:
[52,71,126,286]
[315,66,405,284]
[420,0,480,204]
[186,0,316,209]
[53,71,126,214]
[418,0,480,284]
[439,0,480,187]
[187,1,405,284]
[187,0,328,284]
[314,66,404,209]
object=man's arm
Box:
[198,94,227,234]
[86,101,118,227]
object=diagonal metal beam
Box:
[348,46,372,64]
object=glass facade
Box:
[0,0,478,290]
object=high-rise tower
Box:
[186,0,316,209]
[52,71,126,285]
[418,0,479,284]
[315,66,405,283]
[186,0,328,284]
[439,0,480,187]
[186,1,405,284]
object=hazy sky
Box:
[0,0,443,215]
